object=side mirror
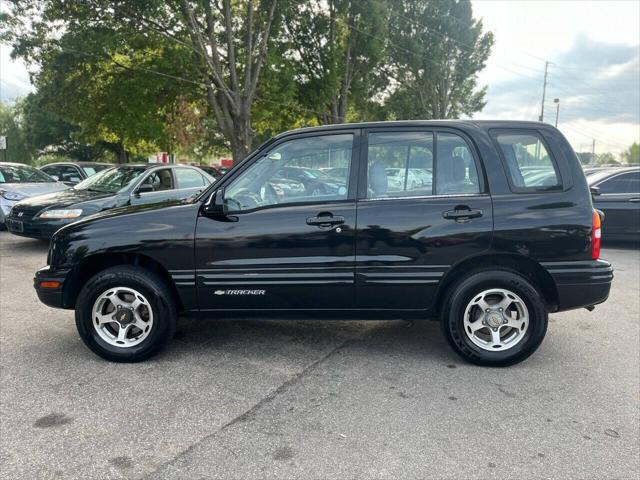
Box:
[136,184,154,195]
[590,186,601,196]
[203,188,230,217]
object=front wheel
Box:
[441,270,548,367]
[75,266,177,362]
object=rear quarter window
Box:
[493,131,562,192]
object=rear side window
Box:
[435,133,481,195]
[495,132,561,191]
[365,131,480,198]
[367,132,434,197]
[176,168,206,189]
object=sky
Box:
[1,0,639,155]
[470,0,640,154]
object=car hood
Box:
[13,188,119,210]
[1,182,69,198]
[55,198,194,236]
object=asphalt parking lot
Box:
[0,230,638,480]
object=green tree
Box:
[3,0,284,162]
[622,142,640,165]
[21,92,111,162]
[383,0,493,119]
[0,100,35,163]
[285,0,387,124]
[595,152,619,165]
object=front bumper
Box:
[34,266,72,309]
[542,259,614,312]
[6,215,75,239]
[0,199,16,223]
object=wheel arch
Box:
[434,253,559,314]
[63,252,183,311]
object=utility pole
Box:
[591,139,596,164]
[539,61,550,122]
[553,98,560,127]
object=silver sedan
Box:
[0,162,69,228]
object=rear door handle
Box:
[443,208,483,221]
[306,213,345,227]
[629,198,640,202]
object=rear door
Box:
[175,167,210,198]
[195,131,359,311]
[355,128,493,310]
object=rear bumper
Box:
[34,266,71,309]
[542,259,613,312]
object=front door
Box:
[195,132,359,311]
[593,171,640,239]
[130,168,179,205]
[355,128,493,310]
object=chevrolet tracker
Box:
[34,121,613,366]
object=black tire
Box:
[440,269,548,367]
[0,221,6,231]
[75,266,177,362]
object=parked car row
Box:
[1,162,217,236]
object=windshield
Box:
[0,164,55,184]
[74,166,146,193]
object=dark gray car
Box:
[6,164,214,239]
[589,167,640,242]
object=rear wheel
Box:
[441,269,548,367]
[75,266,176,362]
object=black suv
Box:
[34,121,613,366]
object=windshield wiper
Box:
[85,187,111,193]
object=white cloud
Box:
[0,43,34,102]
[471,0,640,154]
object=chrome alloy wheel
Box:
[463,288,529,352]
[91,287,154,348]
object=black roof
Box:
[273,119,552,140]
[42,161,113,167]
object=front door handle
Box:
[629,197,640,203]
[306,212,345,227]
[443,207,483,221]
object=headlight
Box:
[38,209,83,219]
[0,190,26,201]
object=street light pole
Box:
[553,98,560,127]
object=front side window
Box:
[141,169,174,192]
[58,165,83,183]
[175,168,206,189]
[495,132,561,190]
[225,134,353,212]
[598,172,640,194]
